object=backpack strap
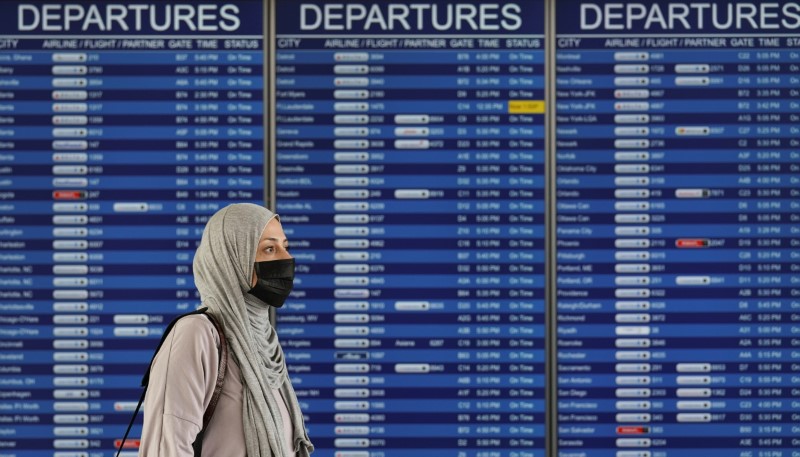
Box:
[115,383,146,457]
[201,311,228,429]
[191,310,228,456]
[116,307,227,457]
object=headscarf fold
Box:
[193,203,313,457]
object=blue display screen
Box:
[555,1,800,456]
[0,0,264,454]
[275,1,546,456]
[2,0,800,456]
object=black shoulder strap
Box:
[201,311,228,429]
[116,307,227,457]
[192,311,228,457]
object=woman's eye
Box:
[265,246,275,253]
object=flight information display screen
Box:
[0,0,264,455]
[275,0,547,456]
[3,0,800,456]
[555,1,800,456]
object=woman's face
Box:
[251,218,291,287]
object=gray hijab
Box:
[193,203,313,457]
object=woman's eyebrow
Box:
[262,237,289,243]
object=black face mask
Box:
[247,258,295,308]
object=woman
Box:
[139,203,313,457]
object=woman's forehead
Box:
[259,219,288,242]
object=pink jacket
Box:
[138,314,294,457]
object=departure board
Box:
[555,1,800,456]
[0,1,264,455]
[6,0,800,455]
[275,1,547,456]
